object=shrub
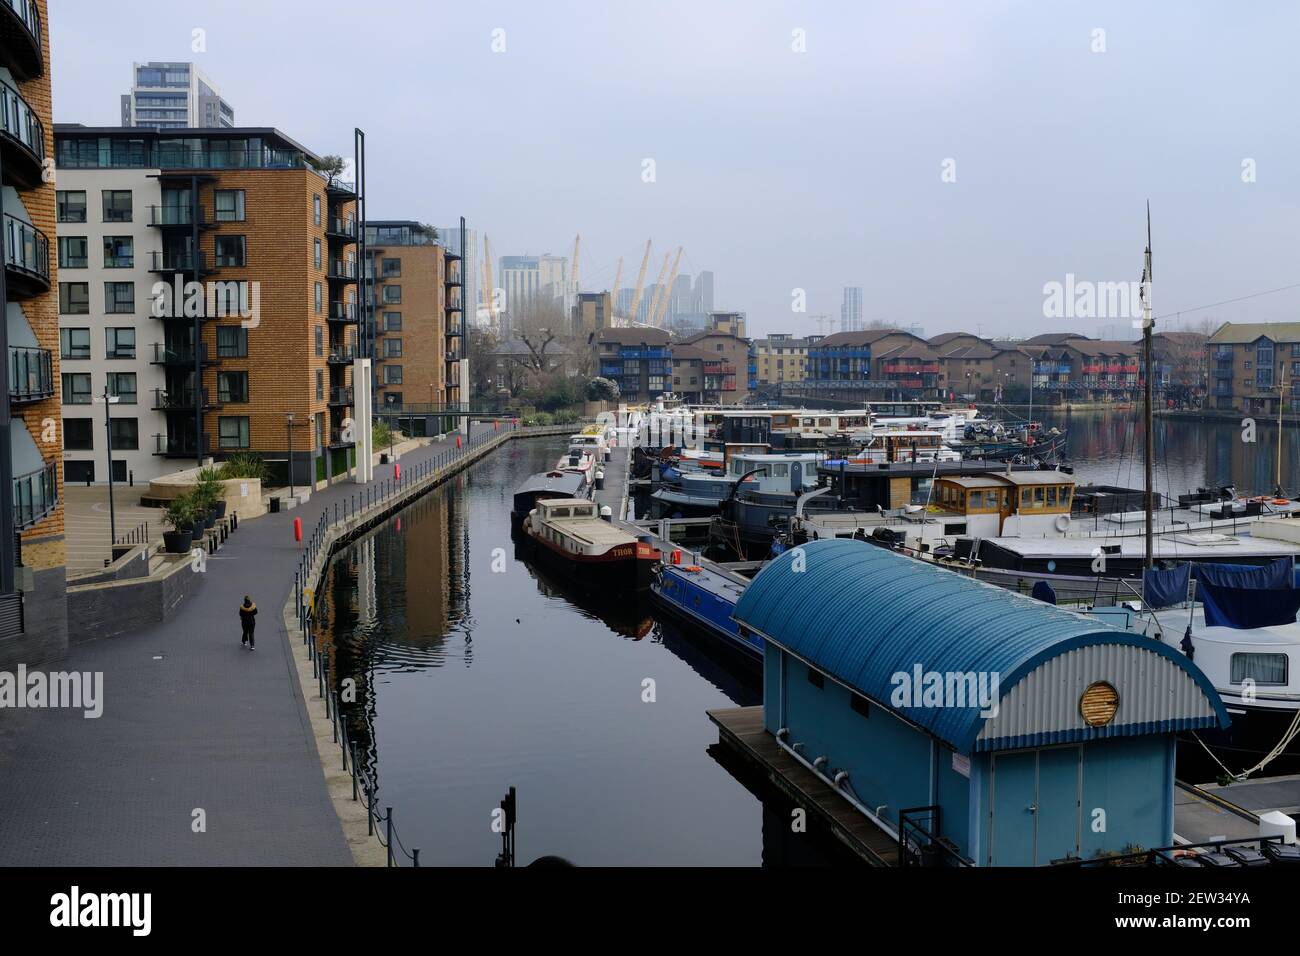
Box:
[586,376,620,402]
[218,452,269,481]
[163,494,198,531]
[554,409,581,425]
[373,419,392,448]
[525,411,555,426]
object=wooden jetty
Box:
[707,705,900,866]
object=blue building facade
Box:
[734,540,1229,866]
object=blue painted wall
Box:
[1079,735,1173,858]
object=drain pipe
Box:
[775,728,899,841]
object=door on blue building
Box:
[988,746,1082,866]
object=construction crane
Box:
[483,234,497,326]
[608,256,623,325]
[645,252,671,326]
[811,313,835,336]
[627,240,653,327]
[571,233,581,299]
[652,246,684,328]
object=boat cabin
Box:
[851,429,953,464]
[933,471,1075,537]
[727,452,822,495]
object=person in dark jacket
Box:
[240,596,258,650]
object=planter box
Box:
[163,530,192,554]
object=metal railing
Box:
[328,301,356,321]
[328,386,353,406]
[148,205,209,227]
[1,0,41,53]
[327,216,357,237]
[327,259,357,279]
[8,345,52,401]
[0,75,43,161]
[13,460,56,529]
[3,213,47,281]
[148,249,209,273]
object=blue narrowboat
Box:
[650,559,762,662]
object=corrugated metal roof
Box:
[733,539,1228,751]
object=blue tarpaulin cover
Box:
[1144,563,1191,609]
[1193,558,1292,590]
[1188,558,1300,629]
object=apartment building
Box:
[806,329,942,399]
[592,327,671,402]
[571,290,612,335]
[752,333,818,385]
[0,0,67,665]
[54,125,359,488]
[1206,322,1300,414]
[365,221,449,414]
[670,343,706,402]
[120,61,234,129]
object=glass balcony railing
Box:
[0,0,42,73]
[328,301,357,321]
[13,460,56,530]
[149,205,209,227]
[8,345,52,402]
[3,213,47,283]
[327,259,357,279]
[0,75,43,162]
[328,386,354,406]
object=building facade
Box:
[54,125,359,488]
[1205,322,1300,415]
[499,253,568,320]
[571,290,612,335]
[120,61,234,129]
[678,325,751,406]
[840,286,863,333]
[1,0,67,665]
[753,333,818,385]
[593,327,671,402]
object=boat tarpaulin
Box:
[1143,563,1191,609]
[1193,557,1293,590]
[1199,580,1300,629]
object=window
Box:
[106,372,136,404]
[59,282,89,314]
[215,235,245,267]
[56,190,86,223]
[314,282,322,314]
[63,419,93,451]
[57,236,87,268]
[851,693,870,718]
[211,281,251,316]
[60,328,91,360]
[214,189,245,222]
[384,311,401,331]
[313,238,322,270]
[313,194,321,226]
[315,369,324,401]
[384,338,402,358]
[104,282,135,314]
[62,372,92,404]
[103,236,133,268]
[382,285,401,304]
[215,325,248,358]
[382,257,401,277]
[108,418,139,450]
[806,668,824,690]
[105,327,135,359]
[218,416,250,449]
[217,371,249,404]
[383,364,403,385]
[1231,653,1288,685]
[314,326,323,356]
[101,190,133,222]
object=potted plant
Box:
[198,468,227,519]
[163,496,196,554]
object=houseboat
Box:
[511,469,589,526]
[650,558,762,662]
[520,498,660,590]
[555,442,599,493]
[653,450,823,516]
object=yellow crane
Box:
[652,246,684,328]
[609,256,623,325]
[627,240,653,327]
[645,252,672,326]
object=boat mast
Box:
[1140,203,1155,572]
[1277,365,1287,497]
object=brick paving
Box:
[0,424,495,866]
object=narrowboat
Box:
[511,469,588,526]
[521,498,660,590]
[650,559,762,662]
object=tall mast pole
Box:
[1141,203,1155,572]
[1277,366,1286,497]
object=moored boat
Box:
[521,498,660,591]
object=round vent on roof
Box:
[1080,681,1120,727]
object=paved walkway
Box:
[0,423,494,866]
[63,485,160,574]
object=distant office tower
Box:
[693,271,714,313]
[439,225,480,329]
[498,254,569,319]
[120,62,234,128]
[841,286,863,333]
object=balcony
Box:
[154,435,211,458]
[148,249,212,275]
[0,76,43,188]
[328,386,354,407]
[327,426,354,449]
[0,0,43,81]
[327,344,355,365]
[13,460,56,530]
[702,362,736,375]
[3,213,47,296]
[152,387,216,411]
[882,362,940,374]
[148,205,212,229]
[326,258,357,281]
[8,345,51,402]
[326,216,357,241]
[1213,367,1234,379]
[1213,349,1234,361]
[149,342,218,366]
[327,300,357,323]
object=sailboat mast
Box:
[1142,204,1155,572]
[1277,366,1286,497]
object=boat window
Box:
[1001,489,1010,510]
[553,507,571,517]
[1046,486,1058,508]
[769,463,789,477]
[1231,653,1288,685]
[1031,486,1046,509]
[818,418,832,427]
[1020,488,1032,510]
[1061,487,1073,509]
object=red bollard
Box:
[395,517,402,533]
[394,462,401,480]
[293,516,302,543]
[456,434,462,449]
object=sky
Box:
[49,0,1300,339]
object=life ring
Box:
[1054,514,1071,532]
[1273,498,1290,506]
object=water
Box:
[319,437,858,866]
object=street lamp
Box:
[94,388,121,548]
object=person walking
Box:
[239,596,258,650]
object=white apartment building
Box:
[55,168,171,484]
[498,253,569,321]
[120,62,234,129]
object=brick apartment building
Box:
[1206,322,1300,415]
[0,0,66,665]
[753,333,820,385]
[592,327,671,402]
[53,124,360,487]
[678,325,751,406]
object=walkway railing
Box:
[291,420,526,865]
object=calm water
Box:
[319,437,859,866]
[318,412,1298,866]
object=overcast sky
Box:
[51,0,1300,339]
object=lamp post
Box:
[94,388,122,548]
[286,413,295,500]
